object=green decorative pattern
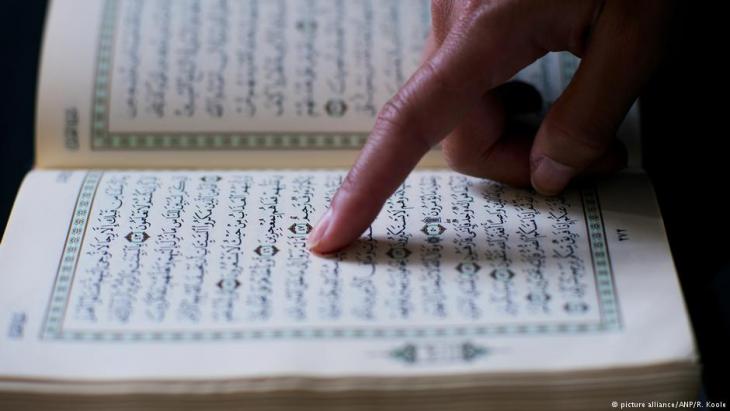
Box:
[90,0,116,148]
[389,341,491,365]
[581,188,622,331]
[41,172,103,339]
[93,133,369,151]
[90,0,368,151]
[42,175,621,342]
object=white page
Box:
[0,170,694,383]
[37,0,643,170]
[36,0,440,168]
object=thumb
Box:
[530,1,670,195]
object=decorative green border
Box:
[90,0,369,151]
[581,188,621,331]
[41,173,621,342]
[41,172,103,338]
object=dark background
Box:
[0,1,45,231]
[1,0,727,402]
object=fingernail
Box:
[531,156,575,196]
[307,208,334,253]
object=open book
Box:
[1,0,698,410]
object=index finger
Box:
[307,3,550,254]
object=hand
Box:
[308,0,672,254]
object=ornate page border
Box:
[90,0,370,151]
[41,172,621,342]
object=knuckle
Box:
[374,94,433,152]
[375,96,409,135]
[419,56,466,97]
[420,58,446,90]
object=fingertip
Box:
[307,206,364,256]
[530,155,576,196]
[307,208,334,254]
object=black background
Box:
[1,0,727,402]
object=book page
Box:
[36,0,602,170]
[0,170,695,383]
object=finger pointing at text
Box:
[308,0,671,255]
